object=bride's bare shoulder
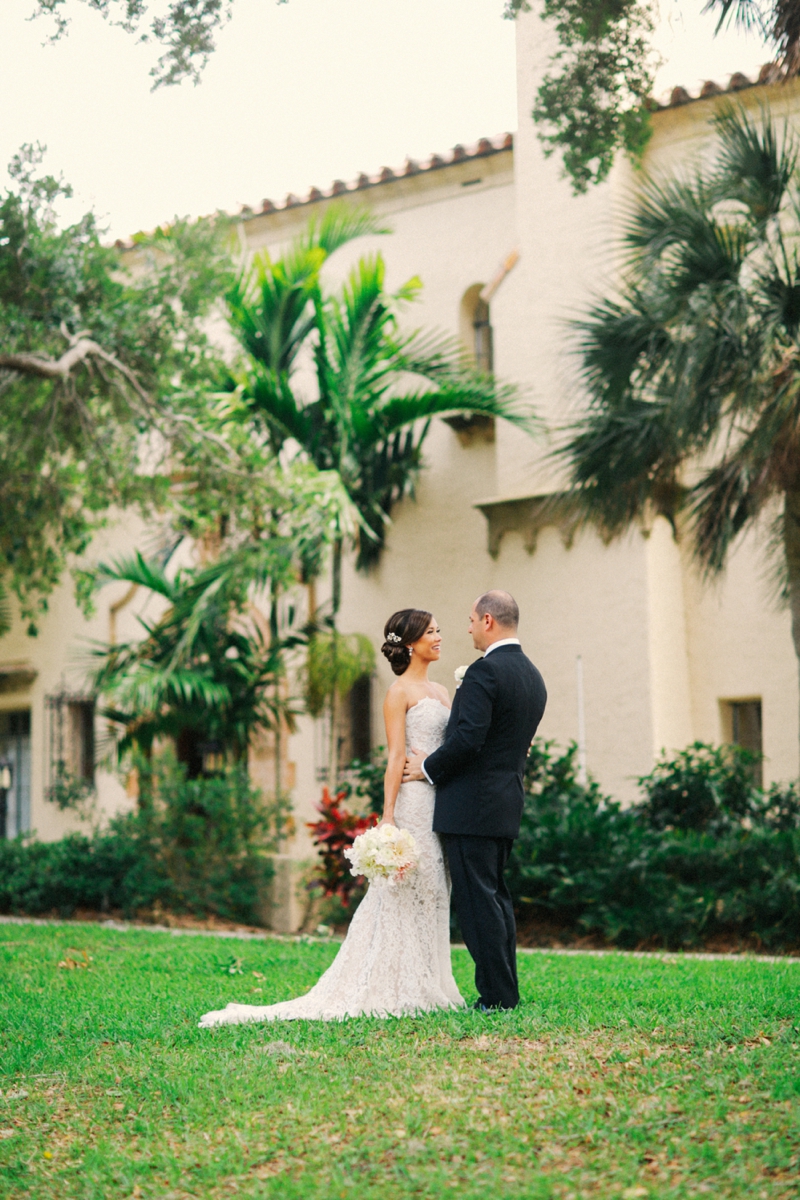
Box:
[432,681,451,708]
[384,680,412,711]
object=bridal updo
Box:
[381,609,433,676]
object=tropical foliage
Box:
[89,462,353,765]
[306,786,377,909]
[229,203,532,580]
[0,144,234,634]
[228,204,531,782]
[562,105,800,699]
[508,738,800,949]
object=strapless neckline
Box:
[408,696,450,715]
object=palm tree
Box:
[90,541,310,769]
[228,204,535,782]
[227,204,534,599]
[562,104,800,740]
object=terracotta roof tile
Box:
[659,63,783,109]
[241,133,514,218]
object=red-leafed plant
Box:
[307,787,377,907]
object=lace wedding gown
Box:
[199,697,464,1026]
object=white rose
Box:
[454,664,469,687]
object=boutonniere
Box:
[454,665,468,688]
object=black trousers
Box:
[442,833,519,1010]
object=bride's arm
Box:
[381,687,408,825]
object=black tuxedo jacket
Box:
[426,644,547,839]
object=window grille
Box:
[45,692,95,801]
[473,297,494,374]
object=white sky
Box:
[1,0,773,240]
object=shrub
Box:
[636,741,760,833]
[340,747,387,815]
[508,740,800,950]
[306,787,377,907]
[0,751,281,923]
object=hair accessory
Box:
[386,632,402,644]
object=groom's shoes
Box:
[473,1000,516,1013]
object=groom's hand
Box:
[403,749,427,782]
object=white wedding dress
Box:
[199,697,464,1026]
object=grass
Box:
[1,923,799,1199]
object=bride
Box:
[198,608,464,1026]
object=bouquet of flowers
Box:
[343,823,418,886]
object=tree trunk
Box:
[327,537,344,789]
[783,486,800,753]
[269,576,282,799]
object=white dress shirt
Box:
[482,637,521,657]
[420,638,521,783]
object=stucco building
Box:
[2,9,798,927]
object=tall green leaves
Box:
[90,461,355,760]
[230,204,532,573]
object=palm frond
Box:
[575,289,673,409]
[371,382,534,443]
[240,361,312,446]
[626,172,751,296]
[302,203,390,257]
[703,0,769,37]
[559,396,687,534]
[95,551,176,600]
[228,247,323,373]
[693,365,800,569]
[626,174,714,260]
[713,103,797,221]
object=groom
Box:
[403,590,547,1010]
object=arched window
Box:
[459,285,494,375]
[448,284,497,445]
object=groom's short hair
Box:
[475,590,519,630]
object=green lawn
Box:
[1,923,799,1199]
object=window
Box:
[315,675,373,783]
[446,286,497,445]
[459,284,494,374]
[720,698,763,787]
[349,675,372,763]
[45,693,95,797]
[472,296,493,374]
[0,709,31,838]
